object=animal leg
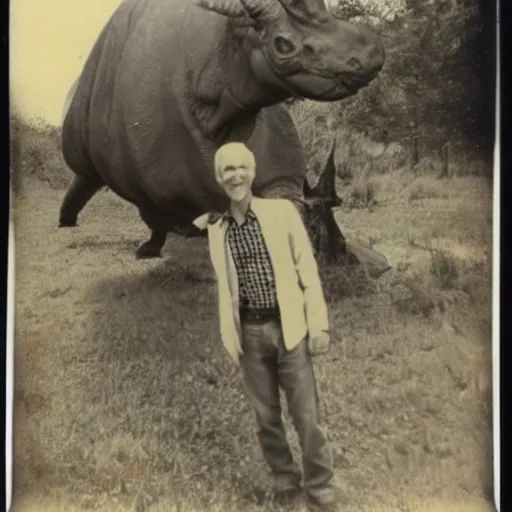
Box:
[135,207,168,259]
[59,175,104,227]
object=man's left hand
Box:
[308,331,330,356]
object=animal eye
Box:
[274,36,296,55]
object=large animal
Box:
[59,0,385,262]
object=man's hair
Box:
[214,142,256,182]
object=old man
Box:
[194,142,339,509]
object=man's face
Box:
[217,160,255,203]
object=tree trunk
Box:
[438,142,449,178]
[410,115,420,167]
[411,136,419,167]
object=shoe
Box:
[271,486,303,507]
[306,488,342,511]
[306,499,339,511]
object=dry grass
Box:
[11,115,72,191]
[407,178,450,202]
[11,119,495,512]
[11,493,496,512]
[346,177,378,209]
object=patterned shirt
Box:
[226,209,277,309]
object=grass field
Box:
[11,121,495,511]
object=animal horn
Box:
[313,138,342,205]
[196,0,248,18]
[240,0,283,23]
[197,0,282,24]
[303,176,315,198]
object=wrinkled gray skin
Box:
[60,0,385,259]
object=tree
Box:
[328,0,493,152]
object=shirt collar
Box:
[223,202,257,225]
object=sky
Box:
[10,0,122,125]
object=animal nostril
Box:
[346,57,363,72]
[303,43,315,55]
[274,35,296,55]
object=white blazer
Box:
[195,197,329,365]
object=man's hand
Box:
[308,331,330,356]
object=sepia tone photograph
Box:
[9,0,498,511]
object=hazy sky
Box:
[10,0,122,125]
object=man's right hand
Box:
[308,331,330,356]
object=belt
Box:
[239,307,280,323]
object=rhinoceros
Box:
[59,0,386,265]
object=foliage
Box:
[327,0,494,153]
[10,110,71,192]
[284,0,496,186]
[348,178,378,209]
[330,0,407,21]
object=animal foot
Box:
[135,243,162,259]
[58,218,78,227]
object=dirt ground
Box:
[10,173,495,511]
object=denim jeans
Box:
[239,319,334,501]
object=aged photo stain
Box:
[9,0,497,511]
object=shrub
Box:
[429,249,459,289]
[10,113,71,191]
[319,259,378,300]
[348,178,377,209]
[390,276,437,317]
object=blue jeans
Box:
[239,319,334,501]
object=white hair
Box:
[214,142,256,182]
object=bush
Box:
[10,113,71,190]
[290,0,494,177]
[319,259,379,300]
[429,249,459,290]
[390,276,437,317]
[348,178,378,209]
